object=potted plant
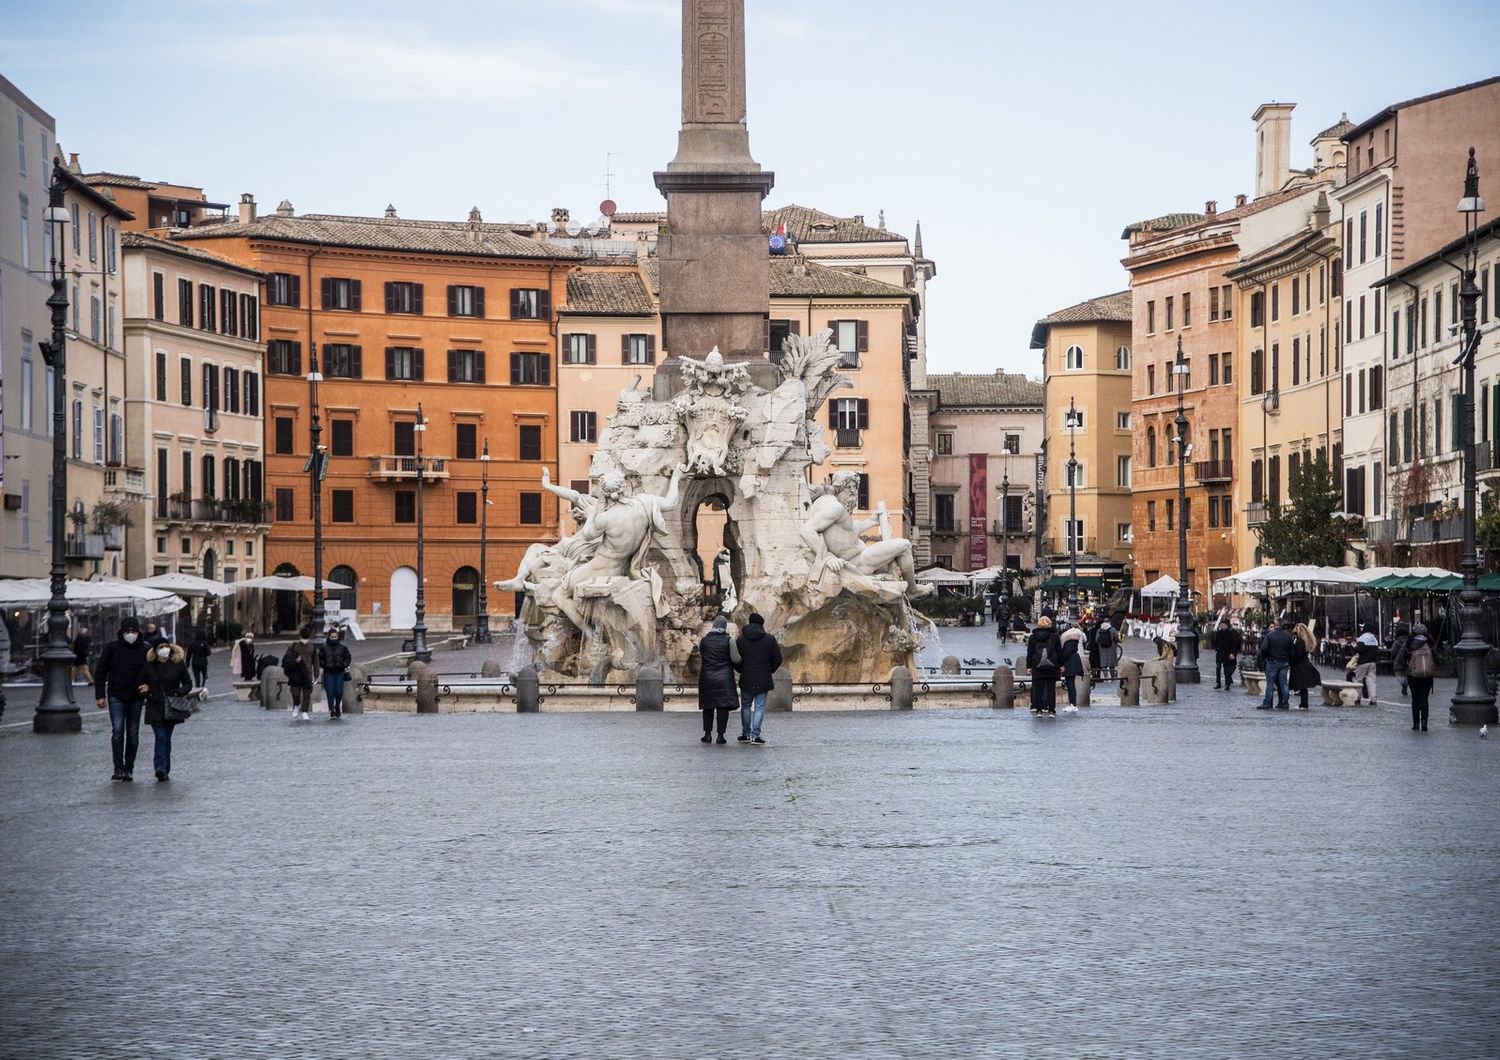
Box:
[93,500,134,550]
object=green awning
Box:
[1366,573,1462,592]
[1040,576,1105,591]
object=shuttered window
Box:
[155,352,168,401]
[519,424,542,461]
[830,397,869,448]
[178,278,193,326]
[331,419,354,457]
[321,277,361,311]
[267,340,302,376]
[199,283,216,331]
[385,347,423,381]
[324,344,362,379]
[385,281,423,314]
[245,372,260,416]
[180,357,192,405]
[448,285,484,317]
[456,492,478,524]
[394,491,416,524]
[455,423,478,460]
[393,422,415,457]
[570,410,597,443]
[827,319,868,368]
[240,293,258,339]
[273,416,294,455]
[510,352,551,386]
[152,273,165,321]
[331,490,355,523]
[563,333,597,364]
[510,288,550,320]
[266,273,300,307]
[274,488,294,522]
[220,288,237,335]
[622,334,655,365]
[447,349,485,383]
[518,492,543,525]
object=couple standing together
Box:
[697,613,782,745]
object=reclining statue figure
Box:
[800,471,931,598]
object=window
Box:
[1063,408,1084,430]
[274,416,294,455]
[1358,294,1366,340]
[510,352,551,386]
[1115,346,1130,370]
[1146,426,1157,466]
[1116,411,1131,431]
[1222,285,1233,320]
[1209,496,1219,528]
[241,294,258,340]
[331,419,354,457]
[1209,354,1220,386]
[1182,291,1191,328]
[155,352,168,401]
[1165,295,1175,331]
[570,411,597,443]
[1165,499,1175,530]
[1064,345,1084,370]
[1370,365,1383,410]
[1146,500,1157,531]
[519,492,543,525]
[385,281,423,314]
[1210,286,1220,321]
[331,490,355,523]
[935,432,953,455]
[456,492,478,525]
[1271,283,1280,323]
[455,423,478,460]
[829,319,867,368]
[831,398,869,447]
[768,318,801,360]
[394,491,416,523]
[180,357,192,405]
[274,488,294,522]
[448,285,484,317]
[510,288,550,320]
[447,349,485,383]
[87,212,97,262]
[1177,358,1191,391]
[857,474,870,511]
[266,273,300,307]
[225,367,240,414]
[563,333,597,364]
[198,283,216,332]
[90,295,101,343]
[321,277,361,311]
[1291,339,1301,387]
[1147,300,1156,334]
[325,344,362,379]
[1390,413,1400,466]
[268,340,302,376]
[1182,498,1192,530]
[934,493,956,532]
[519,424,543,461]
[220,288,236,335]
[1003,433,1021,455]
[393,422,415,457]
[1116,455,1131,487]
[245,372,260,417]
[1434,288,1443,343]
[1146,365,1155,396]
[385,346,423,381]
[1291,277,1300,317]
[622,334,656,365]
[1064,462,1085,488]
[1225,348,1235,384]
[1064,519,1085,552]
[1117,523,1132,544]
[1375,202,1384,257]
[1358,210,1368,264]
[1250,348,1264,395]
[19,345,32,431]
[151,272,165,321]
[1269,344,1279,392]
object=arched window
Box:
[1147,426,1157,467]
[1115,345,1131,370]
[452,565,479,626]
[328,564,358,613]
[1064,345,1084,370]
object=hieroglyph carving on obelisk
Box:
[683,0,745,126]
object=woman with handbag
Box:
[1288,623,1321,710]
[140,640,193,782]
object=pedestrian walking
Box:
[1060,623,1085,706]
[188,630,211,689]
[71,625,93,686]
[318,627,353,720]
[1353,623,1380,704]
[143,621,167,649]
[1289,622,1321,710]
[1026,614,1062,715]
[94,616,151,781]
[282,625,318,719]
[1256,619,1296,710]
[1390,622,1411,698]
[734,612,781,744]
[1396,624,1435,731]
[1213,619,1242,689]
[697,615,739,744]
[140,640,192,782]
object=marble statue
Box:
[801,471,931,599]
[495,468,594,593]
[671,349,750,476]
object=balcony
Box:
[104,466,147,496]
[834,429,862,449]
[1366,518,1398,546]
[1408,516,1462,544]
[65,533,105,561]
[163,499,271,526]
[1246,502,1268,527]
[1046,536,1098,557]
[1195,458,1233,483]
[369,455,450,481]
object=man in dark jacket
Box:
[734,613,782,744]
[318,628,354,720]
[95,616,151,781]
[1213,620,1244,690]
[1256,620,1296,709]
[697,615,740,744]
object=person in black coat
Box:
[1213,620,1244,689]
[1287,622,1321,709]
[94,616,151,781]
[734,613,782,744]
[141,641,192,782]
[188,631,211,689]
[318,628,354,719]
[697,615,740,744]
[1026,615,1062,715]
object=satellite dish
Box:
[596,215,610,230]
[566,223,581,236]
[600,199,617,218]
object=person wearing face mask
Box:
[231,629,258,682]
[281,624,320,719]
[140,640,192,781]
[317,627,353,720]
[94,616,152,781]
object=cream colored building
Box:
[119,232,267,628]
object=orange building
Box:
[175,200,578,633]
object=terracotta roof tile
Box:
[83,172,157,190]
[769,256,911,298]
[1039,291,1132,325]
[121,231,265,279]
[930,372,1044,409]
[763,204,905,244]
[1314,113,1354,141]
[562,270,655,315]
[175,212,579,261]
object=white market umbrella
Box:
[135,572,234,597]
[1139,575,1180,598]
[234,574,351,592]
[916,567,974,585]
[0,578,186,617]
[968,566,1007,583]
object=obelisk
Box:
[653,0,775,396]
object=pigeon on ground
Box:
[1482,724,1489,738]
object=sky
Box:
[4,0,1498,377]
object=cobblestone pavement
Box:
[3,655,1499,1057]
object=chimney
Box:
[551,207,570,226]
[1205,200,1217,216]
[384,204,398,219]
[1235,193,1248,208]
[238,193,256,225]
[275,199,294,217]
[1252,102,1296,199]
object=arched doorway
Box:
[328,564,358,616]
[678,476,743,610]
[389,566,417,630]
[273,561,300,633]
[451,566,479,631]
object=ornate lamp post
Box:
[475,438,492,644]
[1173,335,1201,682]
[307,343,326,649]
[34,161,78,733]
[1451,147,1497,725]
[411,403,432,663]
[996,472,1011,638]
[1065,398,1080,621]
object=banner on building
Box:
[969,453,988,571]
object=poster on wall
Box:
[969,453,988,571]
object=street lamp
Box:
[1451,146,1497,725]
[1173,335,1201,683]
[34,161,78,734]
[475,438,492,644]
[1065,398,1080,622]
[307,343,326,649]
[995,472,1012,640]
[411,402,432,663]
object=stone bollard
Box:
[888,665,914,710]
[1141,659,1171,704]
[940,655,961,675]
[1118,658,1141,706]
[768,665,793,712]
[261,665,291,711]
[1077,669,1092,707]
[515,665,540,714]
[409,660,439,714]
[480,659,504,678]
[345,663,367,714]
[1014,652,1029,678]
[992,664,1014,708]
[1162,660,1178,703]
[635,661,664,711]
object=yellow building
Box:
[1031,291,1135,585]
